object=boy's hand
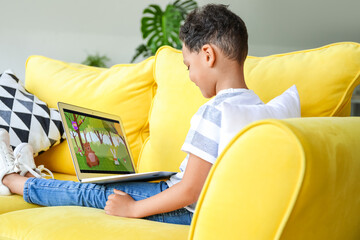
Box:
[104,189,138,218]
[105,154,212,219]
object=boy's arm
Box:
[104,153,213,218]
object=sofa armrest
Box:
[189,117,360,240]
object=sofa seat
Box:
[0,172,78,215]
[0,206,189,240]
[0,195,39,215]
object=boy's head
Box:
[179,4,248,65]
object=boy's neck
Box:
[215,63,248,95]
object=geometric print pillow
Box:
[0,70,65,156]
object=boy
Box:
[0,4,262,225]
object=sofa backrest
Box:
[245,42,360,117]
[189,117,360,240]
[137,42,360,173]
[27,56,156,174]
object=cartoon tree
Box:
[82,129,89,143]
[102,121,126,147]
[70,131,80,149]
[88,118,106,144]
[65,113,87,151]
[89,129,94,142]
[85,125,96,143]
[102,121,117,147]
[94,130,104,144]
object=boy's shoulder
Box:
[212,88,263,108]
[193,88,263,125]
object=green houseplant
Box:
[131,0,197,63]
[82,53,110,68]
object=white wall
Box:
[1,0,359,80]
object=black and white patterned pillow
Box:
[0,70,65,156]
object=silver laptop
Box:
[58,102,176,184]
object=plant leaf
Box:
[131,44,152,63]
[135,0,198,58]
[82,53,110,67]
[174,0,197,19]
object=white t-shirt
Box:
[167,88,263,212]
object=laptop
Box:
[58,102,176,184]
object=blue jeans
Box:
[23,178,193,225]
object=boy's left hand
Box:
[105,189,138,218]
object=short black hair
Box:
[179,4,248,65]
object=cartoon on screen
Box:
[84,142,100,167]
[64,112,133,173]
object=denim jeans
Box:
[23,178,193,225]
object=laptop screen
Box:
[63,109,136,174]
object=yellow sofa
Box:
[0,42,360,240]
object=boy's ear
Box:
[201,44,216,67]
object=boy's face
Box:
[182,44,216,98]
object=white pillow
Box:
[0,70,65,156]
[218,85,301,153]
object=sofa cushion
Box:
[138,43,360,173]
[138,47,208,172]
[0,195,39,215]
[25,56,156,174]
[0,172,76,215]
[0,70,64,156]
[219,85,300,153]
[245,42,360,117]
[0,206,190,240]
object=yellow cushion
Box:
[52,172,79,181]
[0,206,189,240]
[138,47,208,172]
[0,173,76,215]
[0,195,39,215]
[245,42,360,117]
[189,117,360,239]
[138,43,360,173]
[25,56,156,174]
